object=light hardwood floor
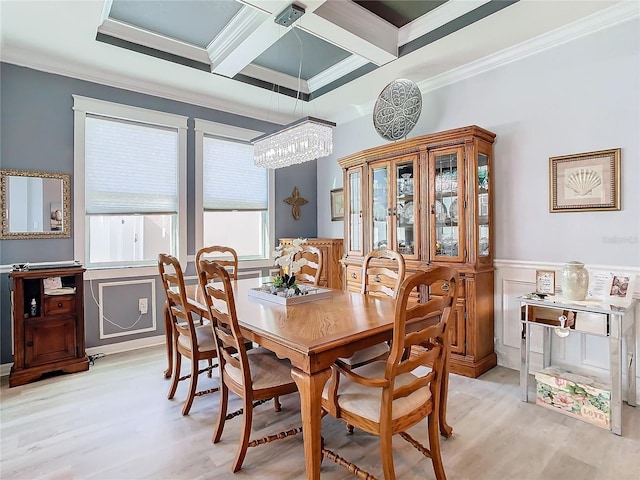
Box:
[1,345,638,479]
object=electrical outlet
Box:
[138,298,148,314]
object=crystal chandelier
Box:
[253,117,335,169]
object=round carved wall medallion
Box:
[372,79,422,141]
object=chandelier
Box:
[253,116,335,169]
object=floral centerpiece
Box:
[265,238,309,298]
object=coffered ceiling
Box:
[0,1,635,125]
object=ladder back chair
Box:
[196,259,301,473]
[158,253,218,416]
[340,249,406,369]
[322,266,458,480]
[292,245,323,286]
[196,245,239,279]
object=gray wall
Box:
[0,64,317,364]
[318,19,640,267]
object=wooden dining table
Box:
[162,277,451,480]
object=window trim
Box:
[73,95,188,273]
[194,118,274,267]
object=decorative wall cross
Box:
[284,186,307,220]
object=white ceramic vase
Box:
[559,261,589,301]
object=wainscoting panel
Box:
[98,279,157,339]
[495,259,640,403]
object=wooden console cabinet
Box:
[339,125,497,378]
[9,267,89,387]
[278,238,344,289]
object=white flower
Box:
[273,238,307,276]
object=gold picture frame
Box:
[535,270,556,295]
[549,148,620,212]
[330,188,344,221]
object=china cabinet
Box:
[9,266,89,387]
[339,125,496,378]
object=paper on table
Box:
[43,277,62,290]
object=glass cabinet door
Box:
[370,163,390,251]
[394,159,418,258]
[430,147,465,262]
[477,152,490,258]
[347,167,363,255]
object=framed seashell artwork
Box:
[549,148,620,212]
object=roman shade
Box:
[85,115,178,214]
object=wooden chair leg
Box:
[273,396,281,411]
[181,354,199,416]
[163,303,173,379]
[428,413,446,480]
[213,383,229,444]
[168,349,181,400]
[232,396,253,473]
[380,427,396,480]
[207,358,213,378]
[439,335,453,437]
[346,424,354,434]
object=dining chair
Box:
[196,245,239,279]
[158,253,219,416]
[293,245,323,286]
[340,249,406,369]
[321,266,458,480]
[196,259,301,473]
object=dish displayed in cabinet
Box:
[434,199,448,223]
[373,204,387,222]
[449,198,458,224]
[397,201,414,223]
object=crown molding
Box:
[2,2,636,128]
[307,54,369,92]
[0,48,295,125]
[240,63,311,94]
[334,2,638,125]
[207,6,268,72]
[417,1,639,94]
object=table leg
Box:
[543,328,552,368]
[627,310,637,407]
[291,367,332,480]
[610,331,622,435]
[520,308,530,402]
[163,301,172,379]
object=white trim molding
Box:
[72,95,188,269]
[98,279,157,339]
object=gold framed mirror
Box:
[1,169,71,239]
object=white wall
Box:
[319,19,640,267]
[317,18,640,395]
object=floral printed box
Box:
[535,365,611,430]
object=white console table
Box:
[519,295,637,435]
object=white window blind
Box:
[85,115,178,214]
[203,136,267,211]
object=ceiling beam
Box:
[97,18,210,64]
[305,1,397,65]
[210,0,328,78]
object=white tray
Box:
[248,286,333,305]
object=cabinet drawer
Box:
[346,266,362,289]
[44,295,76,316]
[430,279,465,298]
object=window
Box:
[73,96,187,269]
[195,119,273,262]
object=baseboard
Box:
[86,335,165,356]
[1,335,166,378]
